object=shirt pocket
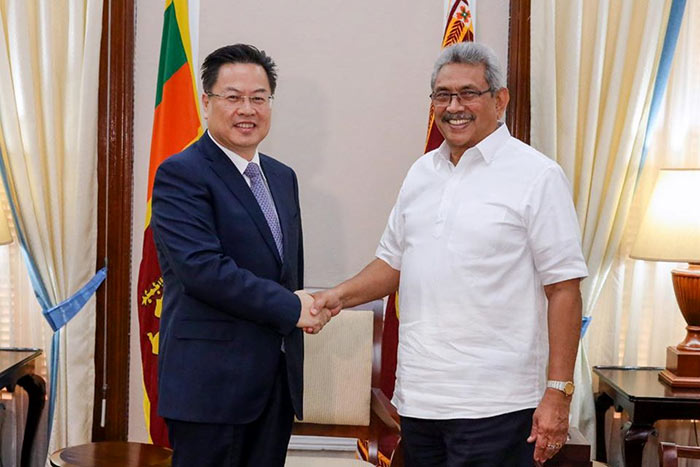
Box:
[447,200,506,260]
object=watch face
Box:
[564,382,575,396]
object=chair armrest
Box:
[368,388,403,466]
[659,442,679,467]
[660,441,700,466]
[371,388,400,432]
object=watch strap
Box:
[546,380,574,396]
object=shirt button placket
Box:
[441,160,469,238]
[434,170,457,238]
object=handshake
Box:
[294,289,342,334]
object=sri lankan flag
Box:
[425,0,475,152]
[361,2,476,464]
[137,0,202,446]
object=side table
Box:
[0,348,46,467]
[593,365,700,467]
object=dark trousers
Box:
[166,355,294,467]
[401,408,536,467]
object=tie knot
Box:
[243,162,262,180]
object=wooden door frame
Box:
[507,0,531,144]
[93,0,134,441]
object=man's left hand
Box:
[527,389,570,463]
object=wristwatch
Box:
[547,380,575,397]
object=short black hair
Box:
[201,44,278,94]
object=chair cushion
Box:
[285,454,372,466]
[298,309,373,426]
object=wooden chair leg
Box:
[390,437,405,467]
[367,437,379,465]
[18,374,46,467]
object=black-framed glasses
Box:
[206,93,274,108]
[430,88,494,106]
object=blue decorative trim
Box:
[43,267,107,332]
[581,316,592,339]
[48,331,60,437]
[637,0,687,178]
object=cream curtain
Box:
[0,0,103,461]
[589,0,700,368]
[588,2,700,464]
[530,0,672,447]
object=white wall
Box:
[129,0,510,441]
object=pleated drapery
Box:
[588,2,699,462]
[0,0,104,460]
[530,0,674,446]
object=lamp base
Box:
[659,346,700,388]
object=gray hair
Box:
[430,42,506,91]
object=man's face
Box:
[202,63,272,160]
[433,63,509,158]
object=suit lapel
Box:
[260,155,293,268]
[202,135,282,265]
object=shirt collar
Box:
[433,122,510,169]
[207,130,261,175]
[435,141,453,168]
[475,122,510,164]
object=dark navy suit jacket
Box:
[151,131,304,424]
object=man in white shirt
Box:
[312,42,588,465]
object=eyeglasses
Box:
[430,88,494,106]
[206,93,274,108]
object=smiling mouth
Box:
[234,122,256,129]
[443,114,475,127]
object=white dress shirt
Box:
[208,132,282,249]
[376,124,588,419]
[208,131,272,191]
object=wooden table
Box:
[50,441,172,466]
[593,366,700,466]
[0,348,45,467]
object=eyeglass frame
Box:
[206,92,274,108]
[429,87,495,107]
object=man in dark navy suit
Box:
[151,44,330,467]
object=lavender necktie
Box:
[243,162,284,257]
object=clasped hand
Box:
[294,289,343,334]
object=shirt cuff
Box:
[375,249,402,271]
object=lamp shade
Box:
[0,210,11,246]
[630,169,700,263]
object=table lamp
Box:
[630,168,700,388]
